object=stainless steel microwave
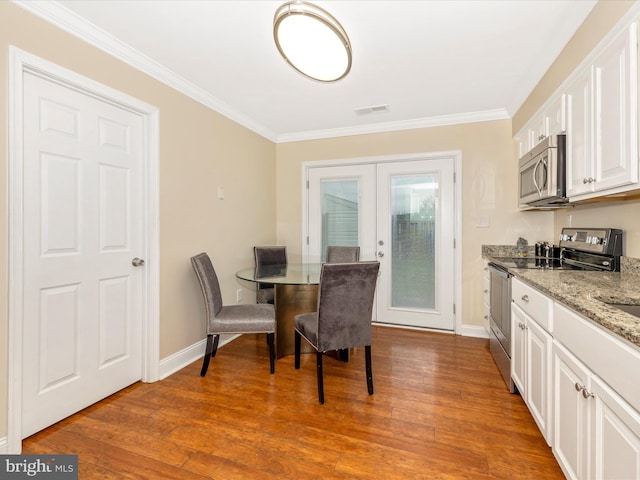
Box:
[518,134,567,208]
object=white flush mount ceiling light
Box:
[273,1,352,82]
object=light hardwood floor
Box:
[23,326,564,479]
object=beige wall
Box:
[514,0,640,257]
[552,199,640,257]
[276,120,554,333]
[0,3,276,440]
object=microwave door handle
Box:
[541,158,548,194]
[532,158,543,196]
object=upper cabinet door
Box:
[566,67,594,198]
[593,22,639,192]
[546,94,566,137]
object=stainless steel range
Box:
[487,228,623,392]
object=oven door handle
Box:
[488,263,511,279]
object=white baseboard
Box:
[459,324,490,339]
[157,334,240,380]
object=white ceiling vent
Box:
[354,104,390,116]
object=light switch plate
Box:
[475,215,490,228]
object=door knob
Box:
[131,257,145,267]
[377,251,384,257]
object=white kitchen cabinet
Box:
[546,94,566,138]
[592,22,639,194]
[516,93,566,159]
[511,278,553,444]
[590,375,640,480]
[566,22,639,200]
[511,302,553,445]
[553,340,640,480]
[553,301,640,480]
[530,94,566,146]
[483,262,490,333]
[511,303,526,394]
[515,130,531,159]
[553,341,591,480]
[566,66,594,198]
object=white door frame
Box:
[7,46,160,453]
[302,151,462,333]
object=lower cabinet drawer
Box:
[512,278,552,332]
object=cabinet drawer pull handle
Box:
[521,295,529,302]
[582,388,595,399]
[574,382,583,392]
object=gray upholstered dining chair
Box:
[191,252,276,377]
[326,245,360,263]
[326,245,361,362]
[253,246,287,304]
[294,261,380,404]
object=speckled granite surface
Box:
[482,245,535,258]
[482,246,640,349]
[513,269,640,349]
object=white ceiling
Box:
[21,0,598,142]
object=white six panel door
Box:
[21,71,144,437]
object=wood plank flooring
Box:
[22,327,565,479]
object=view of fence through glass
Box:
[391,175,437,310]
[320,180,359,262]
[320,174,437,311]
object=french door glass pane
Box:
[321,180,358,262]
[390,175,437,309]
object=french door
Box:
[307,157,455,330]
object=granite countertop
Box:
[482,246,640,349]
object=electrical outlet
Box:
[236,288,242,302]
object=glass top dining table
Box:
[235,263,323,358]
[235,263,323,285]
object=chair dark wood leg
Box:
[294,330,301,369]
[211,334,220,357]
[316,352,325,404]
[339,348,349,362]
[365,345,373,395]
[267,332,275,374]
[200,334,214,377]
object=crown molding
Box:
[13,0,279,141]
[275,108,510,143]
[15,0,511,144]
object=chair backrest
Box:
[326,246,360,263]
[315,261,380,352]
[191,253,224,320]
[254,246,287,269]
